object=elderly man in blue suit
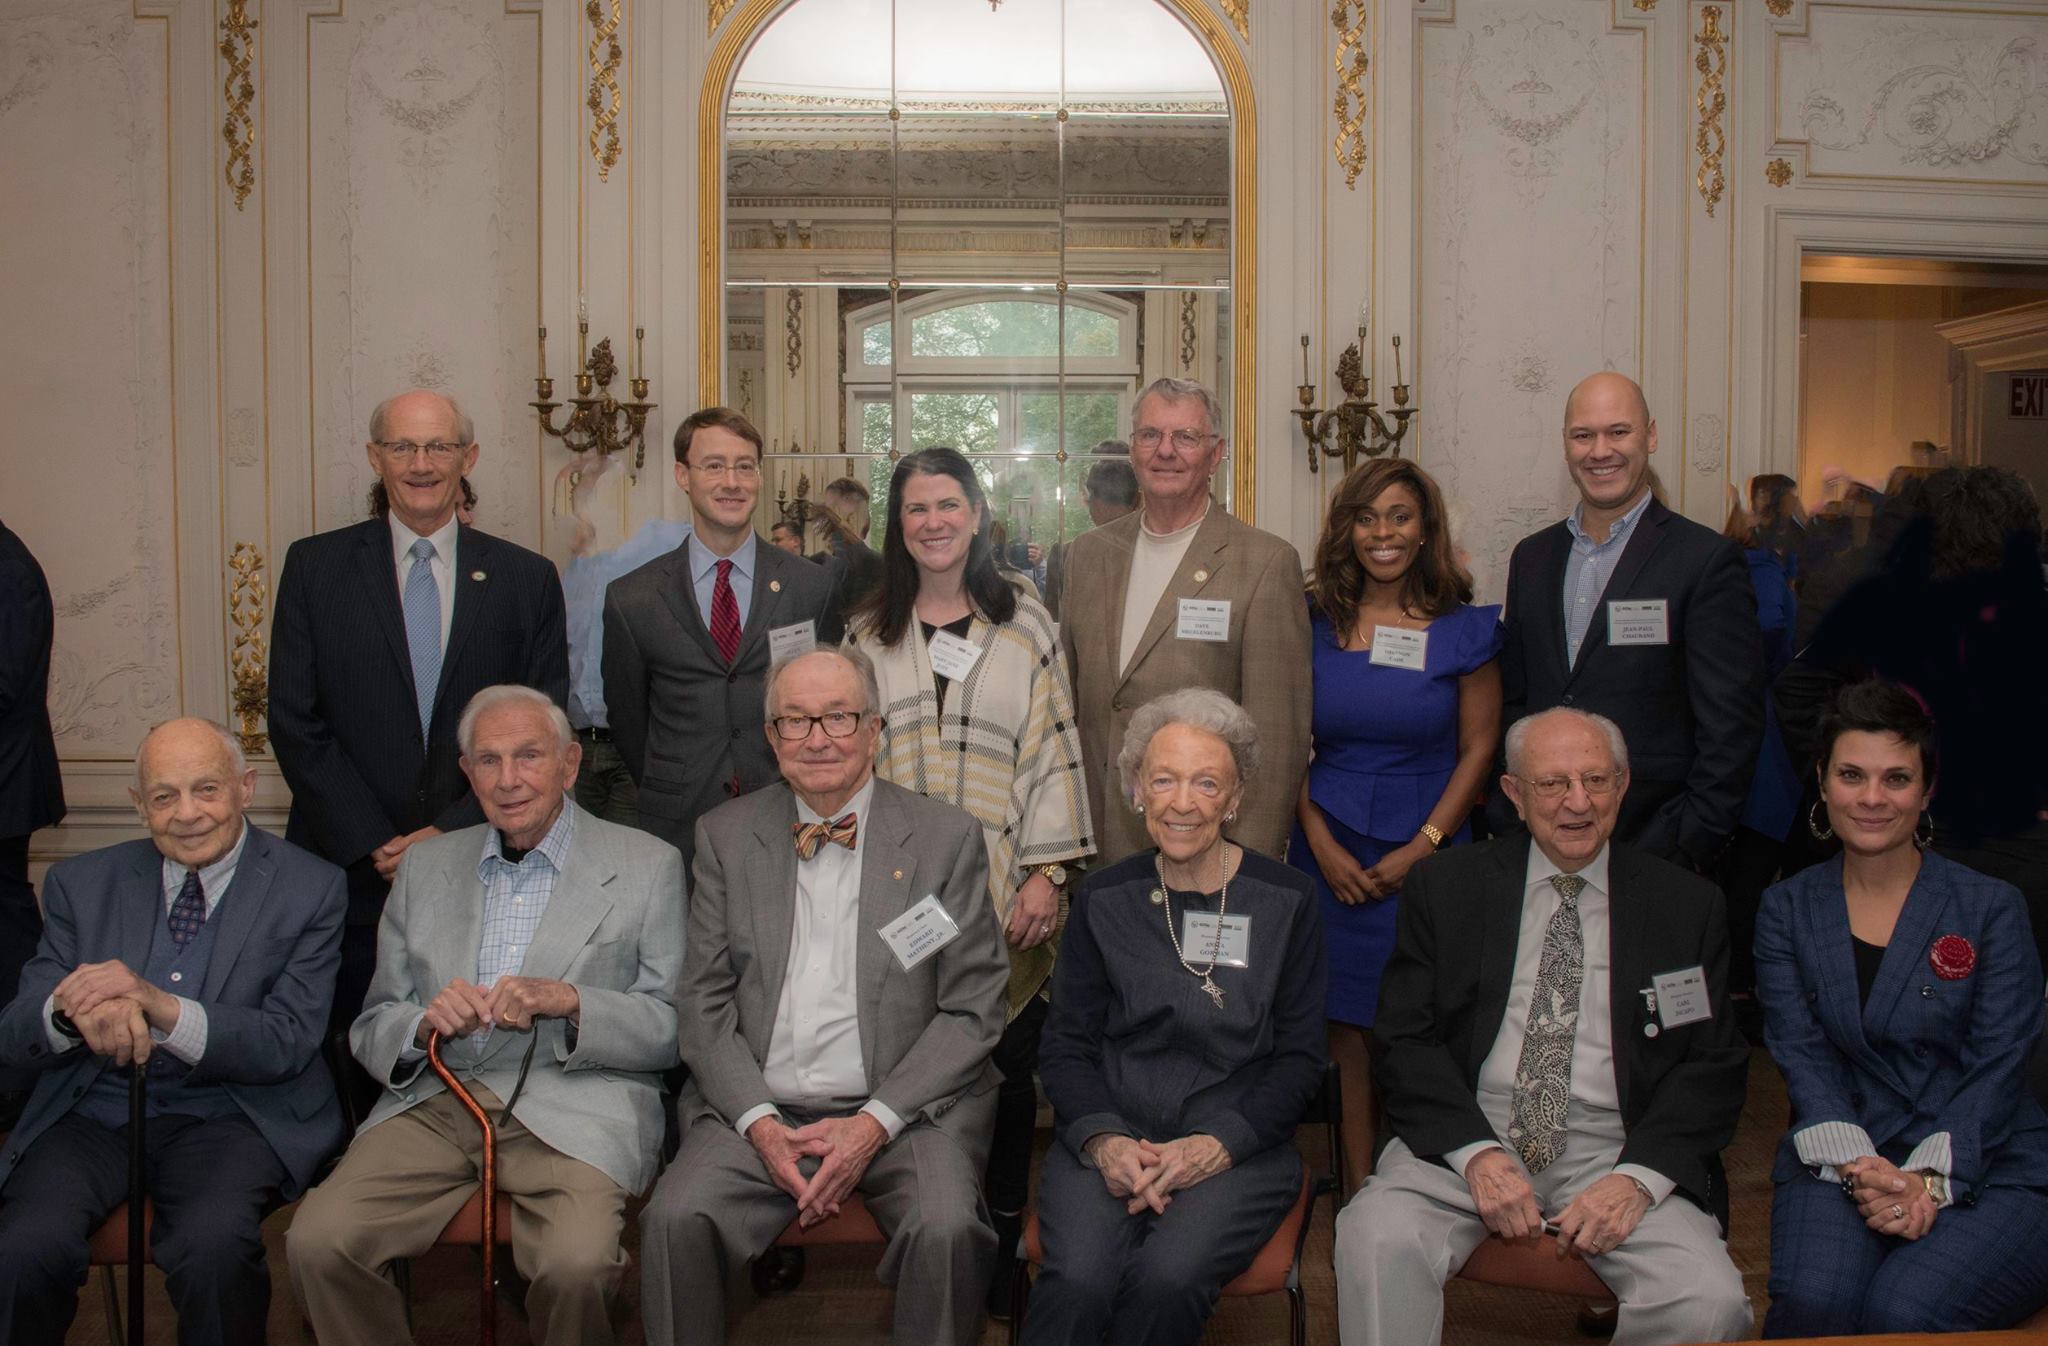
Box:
[0,717,347,1345]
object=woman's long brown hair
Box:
[1309,458,1472,639]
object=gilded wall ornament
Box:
[1694,5,1727,217]
[1219,0,1249,43]
[1765,157,1793,187]
[1633,0,1655,10]
[1332,0,1369,190]
[785,289,804,377]
[228,543,269,754]
[1179,291,1199,370]
[709,0,739,36]
[588,0,624,181]
[1766,0,1792,15]
[219,0,257,211]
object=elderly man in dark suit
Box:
[1337,708,1752,1346]
[269,388,568,1037]
[602,407,840,878]
[1489,372,1762,870]
[0,718,346,1345]
[639,647,1009,1346]
[0,519,65,1126]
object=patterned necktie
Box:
[710,557,742,665]
[403,537,443,738]
[1508,872,1587,1173]
[791,813,858,860]
[167,869,207,947]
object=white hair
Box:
[1117,689,1261,799]
[764,646,882,718]
[370,389,475,446]
[132,718,248,791]
[1133,377,1225,440]
[1504,707,1629,777]
[457,685,573,756]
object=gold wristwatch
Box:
[1033,863,1069,888]
[1418,823,1445,849]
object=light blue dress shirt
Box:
[688,531,757,640]
[1561,489,1655,667]
[563,518,690,729]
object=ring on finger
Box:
[1889,1203,1905,1220]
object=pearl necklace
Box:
[1152,847,1233,1009]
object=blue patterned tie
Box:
[167,869,206,947]
[403,537,442,739]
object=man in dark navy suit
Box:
[1489,372,1762,870]
[0,718,346,1345]
[0,518,65,1127]
[269,389,568,1036]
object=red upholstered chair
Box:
[773,1193,886,1247]
[87,1200,153,1346]
[394,1188,517,1323]
[1456,1232,1617,1308]
[1009,1061,1344,1346]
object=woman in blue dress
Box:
[1290,458,1502,1192]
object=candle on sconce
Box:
[537,326,548,380]
[634,326,645,380]
[1299,333,1312,387]
[577,295,589,366]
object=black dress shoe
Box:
[751,1247,806,1297]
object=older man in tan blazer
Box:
[1060,377,1312,865]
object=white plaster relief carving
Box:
[1690,412,1725,475]
[0,4,177,753]
[1420,0,1642,603]
[1781,12,2048,183]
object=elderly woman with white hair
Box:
[1022,689,1327,1346]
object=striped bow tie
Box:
[792,813,858,860]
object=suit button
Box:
[732,729,743,740]
[27,1044,41,1057]
[1806,990,1818,1003]
[1561,693,1575,706]
[1850,1092,1865,1108]
[73,1085,85,1098]
[1920,985,1934,999]
[1111,698,1125,712]
[728,672,738,683]
[1914,1045,1927,1058]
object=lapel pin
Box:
[1643,1022,1660,1038]
[770,579,782,593]
[471,570,487,581]
[1192,569,1209,584]
[892,869,903,880]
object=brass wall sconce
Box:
[531,318,657,476]
[1294,329,1419,474]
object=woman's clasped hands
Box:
[1084,1133,1234,1214]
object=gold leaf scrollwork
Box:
[785,289,803,377]
[1331,0,1369,191]
[1633,0,1655,10]
[1766,0,1792,16]
[219,0,257,212]
[228,543,269,755]
[587,0,624,182]
[1694,5,1727,217]
[1765,157,1793,187]
[1179,291,1199,371]
[1219,0,1249,43]
[708,0,738,35]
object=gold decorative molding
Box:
[1179,291,1199,370]
[1765,157,1793,187]
[784,289,803,377]
[1765,0,1791,15]
[219,0,257,211]
[1633,0,1655,10]
[1219,0,1249,43]
[1693,5,1727,217]
[1331,0,1368,190]
[587,0,625,182]
[228,543,269,755]
[708,0,739,35]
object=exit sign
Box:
[2013,374,2048,419]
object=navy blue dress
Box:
[1288,602,1502,1026]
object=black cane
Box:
[127,1059,145,1346]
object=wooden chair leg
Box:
[99,1266,122,1346]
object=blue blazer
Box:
[0,827,349,1198]
[1756,851,2048,1201]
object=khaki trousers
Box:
[287,1085,630,1346]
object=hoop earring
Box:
[1807,800,1834,842]
[1914,810,1934,850]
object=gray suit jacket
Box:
[0,827,347,1198]
[679,778,1007,1149]
[350,809,684,1194]
[601,537,842,875]
[1060,508,1312,865]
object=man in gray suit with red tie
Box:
[602,407,840,879]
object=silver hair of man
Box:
[764,646,883,719]
[1133,376,1226,441]
[369,389,476,446]
[1503,707,1630,778]
[133,718,248,790]
[1118,688,1261,799]
[458,684,574,757]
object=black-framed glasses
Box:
[1131,427,1217,452]
[1519,769,1625,799]
[770,711,868,741]
[374,439,465,461]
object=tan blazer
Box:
[1060,507,1312,865]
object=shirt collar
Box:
[1565,488,1654,550]
[478,797,578,877]
[1524,839,1611,899]
[795,775,876,834]
[162,818,250,901]
[390,511,460,569]
[689,530,757,586]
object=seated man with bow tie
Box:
[286,684,684,1346]
[1335,708,1754,1346]
[639,646,1010,1346]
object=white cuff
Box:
[154,998,207,1065]
[1902,1132,1955,1208]
[1611,1163,1674,1207]
[734,1103,782,1138]
[396,1010,429,1064]
[1445,1141,1504,1181]
[861,1099,906,1143]
[42,993,71,1054]
[1794,1119,1879,1178]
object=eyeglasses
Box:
[690,459,761,480]
[1131,427,1217,452]
[1519,770,1625,799]
[770,711,868,741]
[374,439,465,462]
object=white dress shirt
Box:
[1444,843,1674,1205]
[734,777,906,1141]
[389,513,459,653]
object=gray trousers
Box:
[638,1104,995,1346]
[1335,1138,1752,1346]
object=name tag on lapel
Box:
[879,894,961,971]
[1607,600,1669,646]
[769,621,817,663]
[927,629,983,681]
[1181,912,1251,968]
[1368,626,1429,670]
[1652,965,1712,1028]
[1177,598,1231,642]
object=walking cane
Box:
[127,1060,145,1346]
[425,1030,497,1346]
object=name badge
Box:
[1607,600,1670,646]
[1368,625,1429,671]
[926,629,983,682]
[1180,911,1251,968]
[1177,598,1231,642]
[768,621,817,664]
[878,894,962,972]
[1652,965,1713,1028]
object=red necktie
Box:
[710,558,741,665]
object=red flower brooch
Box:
[1929,935,1976,981]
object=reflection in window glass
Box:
[910,392,1000,453]
[862,321,891,366]
[908,301,1119,359]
